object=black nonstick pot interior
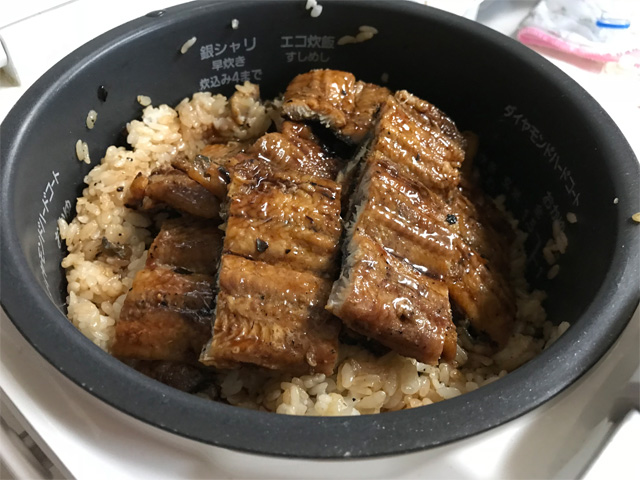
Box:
[1,0,639,459]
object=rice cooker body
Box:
[1,0,638,458]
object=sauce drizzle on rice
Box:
[59,75,570,416]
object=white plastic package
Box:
[517,0,640,70]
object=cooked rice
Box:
[337,35,356,46]
[359,25,378,34]
[338,25,379,45]
[355,31,375,42]
[60,81,569,415]
[305,0,323,18]
[552,219,568,254]
[86,110,98,129]
[137,95,152,107]
[542,218,569,267]
[75,139,90,164]
[310,5,323,18]
[180,36,197,54]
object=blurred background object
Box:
[517,0,640,73]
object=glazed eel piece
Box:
[172,141,250,200]
[282,73,461,363]
[199,122,343,375]
[120,359,217,395]
[364,92,515,345]
[327,161,458,364]
[282,69,391,145]
[364,90,467,192]
[112,216,223,364]
[126,169,221,219]
[284,71,516,360]
[444,178,517,345]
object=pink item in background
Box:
[518,26,640,66]
[517,0,640,70]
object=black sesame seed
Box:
[341,89,347,95]
[446,214,457,225]
[218,166,231,184]
[256,238,269,252]
[285,249,291,254]
[116,186,124,192]
[97,85,108,102]
[415,153,421,161]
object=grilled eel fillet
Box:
[126,169,221,219]
[282,69,391,144]
[285,71,516,359]
[112,217,222,363]
[200,123,343,375]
